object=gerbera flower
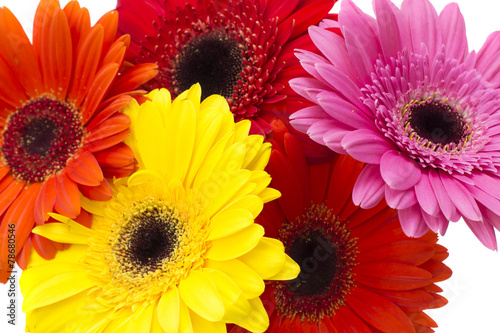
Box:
[115,0,336,162]
[230,120,451,333]
[20,85,299,333]
[0,0,157,282]
[291,0,500,249]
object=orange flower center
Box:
[1,96,83,183]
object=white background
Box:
[0,0,499,332]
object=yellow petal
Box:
[204,259,265,299]
[203,268,251,323]
[135,100,169,174]
[241,135,264,168]
[127,169,164,187]
[233,120,251,143]
[179,297,193,333]
[206,224,264,261]
[258,188,281,203]
[218,195,263,219]
[232,298,269,333]
[200,94,228,113]
[80,193,105,217]
[238,237,288,279]
[208,208,254,240]
[164,98,196,181]
[157,287,180,333]
[176,83,201,110]
[190,307,226,333]
[244,142,272,171]
[178,270,224,322]
[149,88,172,112]
[124,303,155,333]
[33,214,94,244]
[203,169,252,217]
[22,269,94,312]
[266,253,300,281]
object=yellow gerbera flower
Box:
[19,85,299,333]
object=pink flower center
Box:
[1,97,83,183]
[406,100,466,146]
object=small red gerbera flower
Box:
[116,0,335,161]
[231,121,452,333]
[0,0,157,282]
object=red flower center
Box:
[173,30,244,101]
[273,205,357,322]
[1,97,83,183]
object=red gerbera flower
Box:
[116,0,335,161]
[0,0,157,282]
[231,121,452,333]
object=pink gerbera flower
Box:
[291,0,500,249]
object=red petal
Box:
[33,175,57,225]
[54,170,81,218]
[347,287,416,333]
[354,263,432,291]
[358,240,435,266]
[66,151,104,186]
[327,155,364,213]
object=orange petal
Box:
[66,151,104,186]
[85,94,131,131]
[95,9,118,57]
[32,232,58,260]
[84,113,131,144]
[101,163,136,179]
[80,63,119,124]
[73,208,92,229]
[107,63,158,97]
[0,56,27,108]
[67,24,103,106]
[347,287,415,333]
[0,178,25,216]
[93,142,134,168]
[79,178,112,201]
[33,175,58,225]
[0,7,42,97]
[54,170,81,218]
[84,129,130,153]
[0,182,41,266]
[354,263,432,291]
[0,165,11,183]
[62,0,91,47]
[101,35,128,67]
[16,235,32,270]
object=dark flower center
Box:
[115,206,181,274]
[407,100,465,145]
[273,205,357,322]
[287,231,338,296]
[173,30,244,100]
[1,97,83,183]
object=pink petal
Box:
[398,204,429,238]
[479,204,500,232]
[475,31,500,86]
[308,26,359,80]
[308,119,339,146]
[289,77,329,104]
[380,150,421,190]
[373,0,407,60]
[428,169,460,222]
[401,0,442,60]
[342,129,395,164]
[463,217,498,251]
[339,0,382,83]
[440,174,481,221]
[290,105,329,134]
[439,2,468,62]
[421,210,449,235]
[469,172,500,200]
[414,170,440,216]
[352,164,385,209]
[385,186,417,209]
[323,126,351,155]
[317,92,375,130]
[465,183,500,217]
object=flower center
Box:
[286,231,339,296]
[1,97,83,183]
[273,205,357,322]
[406,100,465,145]
[114,205,184,275]
[173,30,244,101]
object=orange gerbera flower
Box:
[0,0,157,282]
